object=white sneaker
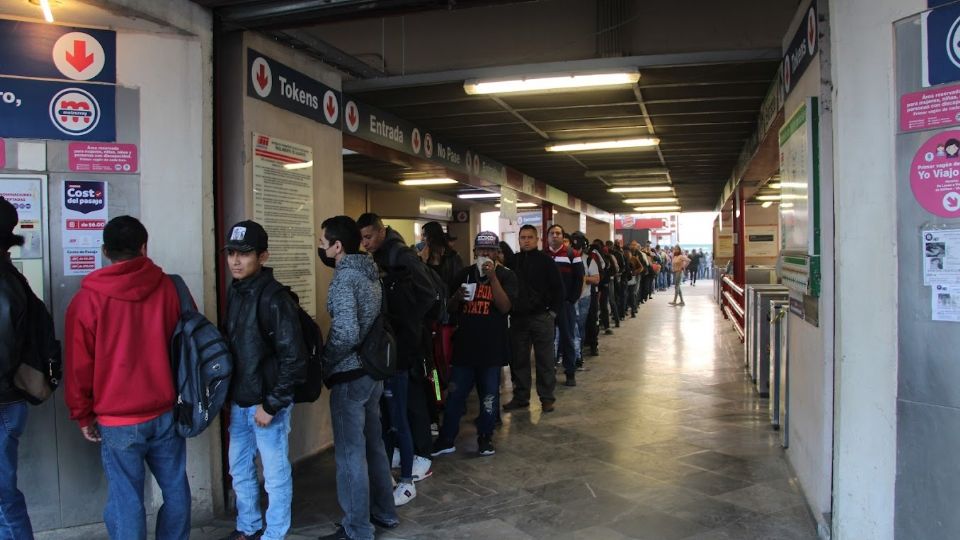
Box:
[390,450,400,469]
[393,482,416,506]
[412,456,433,482]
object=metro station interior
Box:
[0,0,951,539]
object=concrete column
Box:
[828,0,923,538]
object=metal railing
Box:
[721,274,746,341]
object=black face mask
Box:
[318,247,337,268]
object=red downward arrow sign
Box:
[326,96,336,117]
[256,64,269,89]
[66,40,95,72]
[348,107,357,126]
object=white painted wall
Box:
[829,0,923,538]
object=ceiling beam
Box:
[343,48,782,92]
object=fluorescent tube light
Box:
[768,182,781,189]
[622,197,678,204]
[495,202,538,208]
[458,192,500,199]
[546,137,660,152]
[39,0,54,22]
[283,161,313,170]
[756,195,781,201]
[761,201,773,208]
[464,72,639,95]
[781,202,795,208]
[608,186,673,193]
[398,178,458,186]
[632,205,680,212]
[586,168,669,178]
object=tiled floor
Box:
[44,279,819,540]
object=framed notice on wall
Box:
[252,132,317,318]
[779,98,820,256]
[746,225,779,257]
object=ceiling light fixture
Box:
[608,186,673,193]
[398,178,458,186]
[495,202,539,208]
[632,205,681,212]
[756,195,781,201]
[585,168,669,178]
[464,71,640,95]
[761,201,773,208]
[768,182,781,189]
[623,197,678,204]
[457,192,501,199]
[39,0,54,22]
[546,137,660,152]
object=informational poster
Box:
[922,228,960,285]
[900,83,960,132]
[252,133,316,317]
[0,175,45,298]
[68,142,138,173]
[62,180,107,248]
[932,283,960,322]
[909,130,960,218]
[63,247,101,277]
[779,99,818,255]
[716,233,734,258]
[746,225,779,257]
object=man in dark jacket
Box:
[221,220,306,540]
[0,197,34,538]
[65,216,190,540]
[546,225,584,386]
[504,225,564,412]
[318,216,398,540]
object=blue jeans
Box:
[330,376,397,540]
[0,402,32,540]
[440,365,500,441]
[575,296,591,358]
[556,301,578,376]
[383,370,414,481]
[228,403,293,540]
[99,411,190,540]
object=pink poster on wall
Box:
[910,130,960,217]
[68,142,138,173]
[901,84,960,132]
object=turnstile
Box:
[776,302,790,448]
[745,285,788,396]
[769,300,790,432]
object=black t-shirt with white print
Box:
[450,264,518,368]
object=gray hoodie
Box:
[322,253,381,383]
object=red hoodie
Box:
[65,257,180,428]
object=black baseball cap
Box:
[224,220,268,252]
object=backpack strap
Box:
[169,275,194,314]
[256,280,286,341]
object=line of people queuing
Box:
[0,193,708,540]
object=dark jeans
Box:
[330,376,398,540]
[406,371,434,457]
[0,401,32,539]
[599,284,611,329]
[439,365,500,441]
[617,278,629,319]
[689,267,698,284]
[556,301,578,376]
[383,370,414,481]
[585,293,600,350]
[626,282,639,315]
[99,411,191,540]
[510,312,557,403]
[643,276,656,300]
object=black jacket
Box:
[0,257,27,403]
[372,228,436,369]
[511,249,563,316]
[223,267,306,415]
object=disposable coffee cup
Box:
[462,282,477,302]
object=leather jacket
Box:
[0,256,27,403]
[223,267,306,415]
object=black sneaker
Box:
[565,374,577,387]
[502,399,529,411]
[318,525,354,540]
[221,531,263,540]
[431,439,455,457]
[478,436,496,456]
[604,329,614,335]
[590,347,599,357]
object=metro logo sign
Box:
[49,88,100,136]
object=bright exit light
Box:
[464,72,640,95]
[622,197,678,204]
[608,186,673,193]
[546,137,660,152]
[398,178,458,186]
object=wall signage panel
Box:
[0,77,115,141]
[0,19,116,83]
[909,129,960,217]
[781,2,818,97]
[922,2,960,87]
[246,49,341,128]
[68,142,137,173]
[901,83,960,132]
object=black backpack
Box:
[10,272,61,405]
[258,282,324,403]
[355,281,397,380]
[387,246,446,322]
[169,275,233,437]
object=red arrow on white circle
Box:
[345,101,360,132]
[251,57,272,97]
[412,128,422,154]
[323,90,339,124]
[424,134,434,158]
[53,32,105,81]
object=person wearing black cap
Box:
[0,197,35,538]
[219,220,307,540]
[431,231,517,457]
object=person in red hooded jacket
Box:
[64,216,190,540]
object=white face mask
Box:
[476,256,492,277]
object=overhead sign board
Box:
[781,3,818,97]
[0,19,116,83]
[0,76,115,141]
[246,49,341,128]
